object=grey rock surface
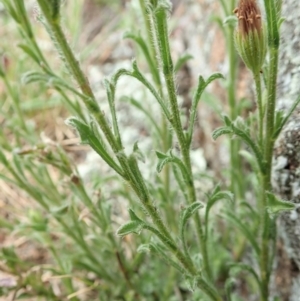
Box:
[273,0,300,300]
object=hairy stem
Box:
[227,24,243,200]
[153,4,214,283]
[254,73,263,148]
[36,0,188,271]
[260,46,279,301]
[260,0,280,299]
[138,0,172,207]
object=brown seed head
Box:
[234,0,262,36]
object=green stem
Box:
[127,155,199,278]
[254,73,263,148]
[196,278,223,301]
[36,0,122,158]
[36,2,220,298]
[263,50,278,179]
[260,0,280,298]
[153,5,213,282]
[230,0,236,12]
[115,250,136,293]
[145,224,222,301]
[58,217,113,281]
[227,25,243,200]
[180,223,194,268]
[228,35,237,120]
[219,0,229,15]
[138,0,172,223]
[138,0,161,88]
[144,224,196,274]
[36,0,180,268]
[49,245,80,301]
[260,47,279,301]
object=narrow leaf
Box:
[239,150,260,174]
[174,53,193,73]
[229,263,262,293]
[188,73,224,145]
[155,151,172,173]
[133,142,146,163]
[180,202,204,257]
[122,97,163,139]
[66,117,123,176]
[181,202,204,226]
[223,115,232,127]
[2,1,20,23]
[205,191,234,236]
[273,94,300,139]
[0,150,9,167]
[22,71,49,85]
[121,61,171,120]
[138,243,186,274]
[278,17,285,29]
[117,221,144,236]
[230,122,265,172]
[221,211,260,255]
[212,126,232,140]
[137,244,151,253]
[50,0,61,19]
[155,150,169,160]
[51,204,69,216]
[273,110,285,138]
[124,32,159,84]
[266,192,295,214]
[18,44,40,64]
[128,209,143,222]
[223,16,238,27]
[225,278,235,301]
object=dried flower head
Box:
[234,0,262,37]
[233,0,267,74]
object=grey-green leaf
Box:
[155,151,173,173]
[266,192,295,214]
[221,211,260,255]
[137,244,151,253]
[117,221,145,236]
[133,142,146,163]
[66,117,123,176]
[239,150,260,174]
[223,16,238,27]
[155,150,169,160]
[205,191,233,238]
[205,191,234,227]
[181,202,204,223]
[18,44,40,64]
[51,204,69,216]
[139,242,186,274]
[128,209,143,223]
[180,202,204,235]
[212,127,232,140]
[223,115,232,127]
